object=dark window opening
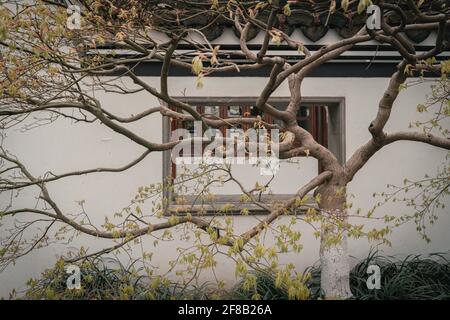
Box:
[163,99,345,215]
[296,105,328,148]
[170,104,329,176]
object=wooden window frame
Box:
[162,97,345,216]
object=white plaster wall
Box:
[1,76,449,298]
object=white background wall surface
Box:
[1,76,449,298]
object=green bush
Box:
[22,257,190,300]
[231,251,450,300]
[231,271,289,300]
[18,252,450,300]
[349,251,450,300]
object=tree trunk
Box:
[318,184,353,299]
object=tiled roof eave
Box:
[140,0,450,43]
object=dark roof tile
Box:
[104,0,450,42]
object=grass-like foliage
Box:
[349,251,450,300]
[233,251,450,300]
[21,257,216,300]
[17,252,450,300]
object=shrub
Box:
[231,251,450,300]
[17,252,450,300]
[22,257,180,300]
[349,251,450,300]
